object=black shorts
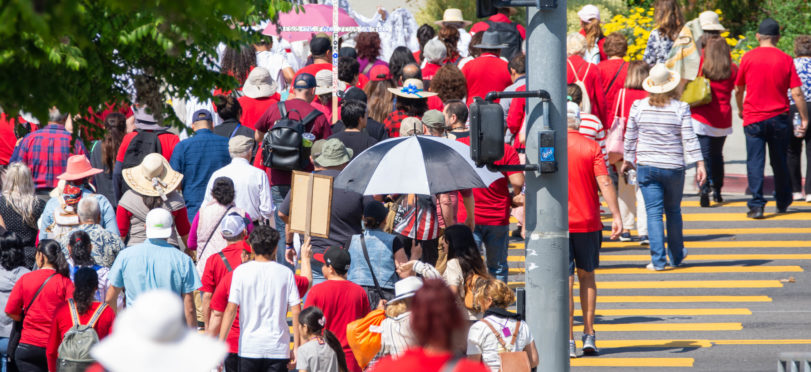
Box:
[569,231,602,275]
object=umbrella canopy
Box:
[262,4,358,42]
[335,136,503,196]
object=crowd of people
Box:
[0,1,808,371]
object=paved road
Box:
[509,195,811,371]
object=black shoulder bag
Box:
[8,273,57,370]
[359,232,385,301]
[198,207,233,260]
[604,61,627,95]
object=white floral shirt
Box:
[643,29,674,66]
[791,57,811,103]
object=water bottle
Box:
[794,112,804,138]
[625,169,637,185]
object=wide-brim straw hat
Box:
[642,63,681,94]
[387,79,438,99]
[435,8,472,26]
[122,153,183,197]
[243,67,278,99]
[57,155,103,181]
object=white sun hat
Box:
[642,63,681,94]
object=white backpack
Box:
[568,59,593,114]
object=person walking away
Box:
[331,88,389,142]
[105,208,201,327]
[501,55,527,145]
[199,213,250,330]
[5,240,74,372]
[691,35,738,207]
[370,277,423,363]
[9,108,87,200]
[383,79,435,137]
[117,154,190,247]
[89,113,126,209]
[296,306,348,372]
[329,100,378,158]
[566,102,622,357]
[461,30,513,105]
[253,72,331,269]
[469,7,526,59]
[444,100,470,138]
[0,232,30,371]
[238,67,281,130]
[436,26,461,65]
[254,37,295,94]
[0,164,46,269]
[292,37,334,84]
[643,0,684,66]
[204,136,273,224]
[65,231,114,302]
[219,226,302,372]
[435,9,472,59]
[45,268,114,372]
[787,35,811,202]
[441,224,490,322]
[370,279,490,372]
[213,95,255,141]
[58,198,124,269]
[735,18,809,218]
[421,40,446,86]
[578,5,606,63]
[312,70,347,123]
[567,33,609,125]
[467,279,539,371]
[305,247,370,372]
[169,109,231,222]
[622,63,706,270]
[357,33,389,78]
[363,66,397,124]
[597,32,630,125]
[569,85,607,162]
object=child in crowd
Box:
[296,306,348,372]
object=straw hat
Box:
[242,67,278,99]
[435,8,471,27]
[57,155,102,181]
[698,11,725,31]
[642,63,681,94]
[387,79,438,99]
[122,153,183,198]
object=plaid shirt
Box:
[383,110,409,138]
[10,124,87,190]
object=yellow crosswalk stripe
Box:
[602,201,750,208]
[603,227,811,236]
[575,339,713,348]
[509,265,804,274]
[574,295,771,303]
[712,339,811,345]
[601,212,811,222]
[573,280,782,289]
[575,308,752,316]
[507,240,811,249]
[571,358,694,367]
[573,323,743,332]
[508,254,811,262]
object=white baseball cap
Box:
[578,4,600,23]
[220,213,247,239]
[145,208,173,239]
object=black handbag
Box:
[7,273,57,371]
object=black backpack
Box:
[261,101,322,171]
[122,129,166,169]
[485,20,522,62]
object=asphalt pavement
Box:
[509,195,811,371]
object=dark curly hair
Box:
[395,97,429,118]
[214,95,242,121]
[68,230,95,267]
[438,26,460,62]
[73,267,99,315]
[416,24,436,62]
[211,177,235,206]
[0,231,25,271]
[430,64,467,102]
[389,46,417,83]
[356,32,382,62]
[248,225,280,257]
[220,46,256,86]
[338,56,360,84]
[795,35,811,57]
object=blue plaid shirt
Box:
[169,128,231,222]
[10,124,87,190]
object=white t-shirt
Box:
[229,260,301,358]
[256,50,292,94]
[295,338,339,372]
[466,315,534,372]
[442,259,478,321]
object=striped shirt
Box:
[623,98,703,169]
[578,113,607,164]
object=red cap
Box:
[369,65,392,81]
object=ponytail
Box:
[73,267,99,314]
[323,330,348,372]
[37,239,70,278]
[68,230,94,267]
[584,18,603,49]
[299,307,348,372]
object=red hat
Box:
[57,155,103,181]
[369,65,392,81]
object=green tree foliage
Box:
[738,0,811,54]
[0,0,292,127]
[412,0,525,32]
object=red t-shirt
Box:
[46,301,115,372]
[412,51,421,63]
[506,85,527,150]
[115,131,180,162]
[597,59,629,129]
[238,95,280,130]
[735,46,802,126]
[692,61,739,129]
[5,270,74,347]
[210,271,310,355]
[423,63,441,81]
[456,137,521,226]
[356,73,369,90]
[617,89,649,128]
[427,95,444,111]
[304,280,370,372]
[470,14,526,39]
[200,240,250,293]
[567,55,608,126]
[371,348,490,372]
[0,113,25,165]
[461,53,513,105]
[292,63,333,90]
[253,99,332,186]
[568,129,608,232]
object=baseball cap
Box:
[758,18,780,36]
[421,110,446,129]
[294,73,317,89]
[192,109,213,123]
[363,200,388,221]
[399,117,424,136]
[220,213,247,239]
[342,87,368,104]
[145,208,173,239]
[577,4,600,22]
[369,65,392,81]
[339,47,357,58]
[310,37,332,56]
[315,246,351,273]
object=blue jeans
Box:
[638,165,687,269]
[744,113,793,210]
[473,225,509,282]
[0,337,7,372]
[271,185,294,271]
[696,134,726,195]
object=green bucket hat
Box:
[315,138,353,167]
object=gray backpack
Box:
[56,299,107,372]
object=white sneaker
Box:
[806,195,811,203]
[793,192,804,201]
[646,262,665,271]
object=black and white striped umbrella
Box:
[334,135,503,195]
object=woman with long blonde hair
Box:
[578,5,606,64]
[363,75,396,123]
[643,0,684,66]
[0,163,45,268]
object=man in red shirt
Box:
[304,247,370,372]
[566,102,621,358]
[470,8,526,39]
[461,30,513,105]
[253,72,331,269]
[567,33,609,126]
[291,37,333,88]
[456,136,524,283]
[735,18,809,218]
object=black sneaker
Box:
[713,191,723,203]
[639,235,650,245]
[619,232,632,242]
[746,207,764,219]
[700,192,710,207]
